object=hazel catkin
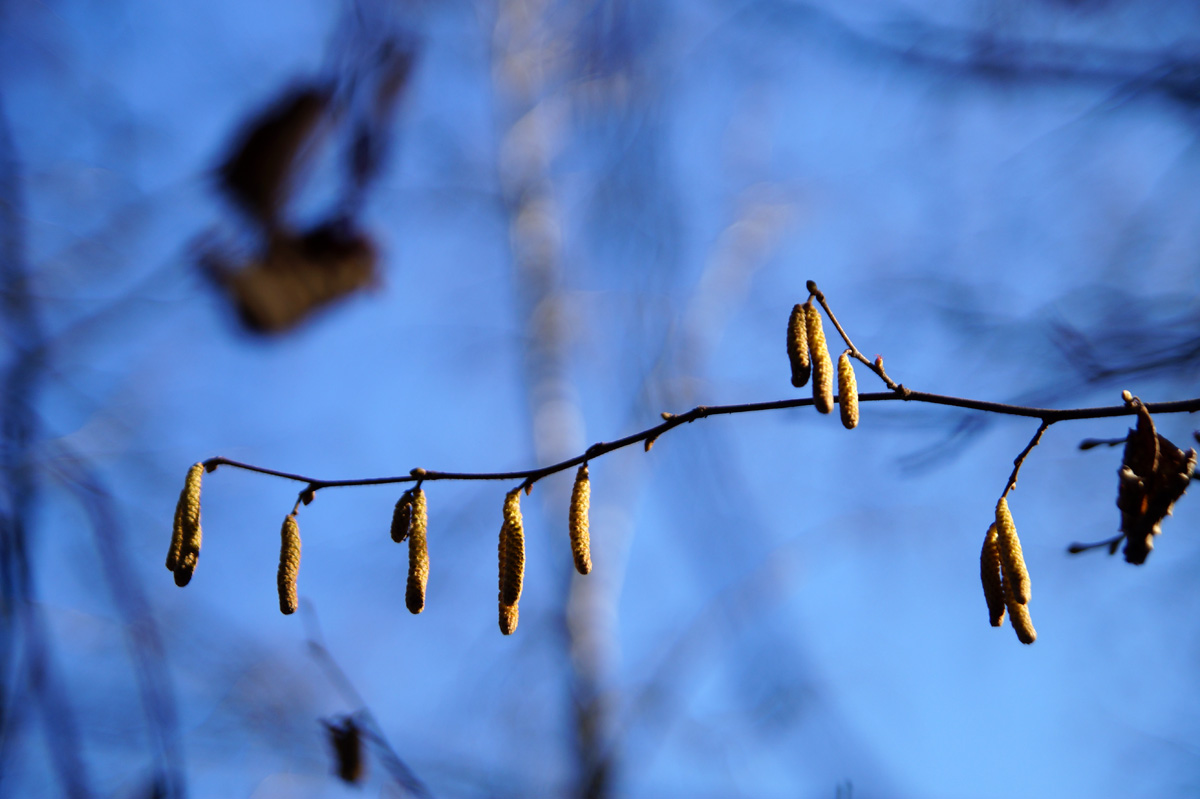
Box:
[405,487,429,614]
[499,489,524,608]
[979,523,1006,627]
[995,497,1030,606]
[390,489,414,543]
[167,497,184,572]
[1003,568,1037,644]
[278,513,301,615]
[499,599,519,635]
[805,301,834,414]
[569,464,592,575]
[786,303,811,388]
[837,350,859,430]
[172,463,204,587]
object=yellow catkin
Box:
[1003,569,1037,644]
[166,495,184,572]
[980,524,1006,627]
[390,489,413,543]
[499,489,524,608]
[805,301,834,414]
[499,600,519,635]
[173,463,204,587]
[995,497,1030,605]
[497,490,522,635]
[569,464,592,575]
[837,350,859,430]
[277,513,301,615]
[405,488,429,614]
[787,303,811,388]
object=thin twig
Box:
[302,604,432,798]
[808,280,903,392]
[1002,420,1051,498]
[204,392,1200,503]
[1067,534,1124,555]
[1078,436,1127,450]
[201,280,1200,504]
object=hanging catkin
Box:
[569,464,592,575]
[1003,569,1037,644]
[390,489,414,543]
[278,513,301,615]
[499,598,519,636]
[405,488,429,614]
[805,301,834,414]
[787,303,811,388]
[837,350,859,430]
[167,498,184,572]
[172,463,204,587]
[499,489,524,608]
[979,523,1006,627]
[995,497,1030,605]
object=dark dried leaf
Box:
[1117,395,1197,564]
[323,716,365,784]
[219,85,332,228]
[205,221,378,333]
[349,43,416,193]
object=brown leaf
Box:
[349,42,416,194]
[323,716,365,784]
[218,84,332,228]
[1117,394,1198,564]
[205,221,378,333]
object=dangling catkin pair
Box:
[787,301,858,428]
[496,465,592,636]
[979,497,1036,644]
[391,487,429,614]
[167,463,205,587]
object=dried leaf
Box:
[218,85,331,227]
[1117,394,1198,564]
[206,221,378,334]
[349,42,416,193]
[323,716,366,784]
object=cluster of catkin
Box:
[979,497,1036,644]
[166,463,205,587]
[495,464,593,635]
[787,300,858,429]
[391,487,429,614]
[166,463,307,615]
[168,461,595,631]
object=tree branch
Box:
[204,391,1200,504]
